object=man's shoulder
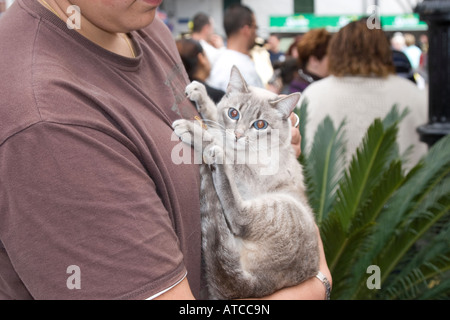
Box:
[0,106,41,147]
[0,1,51,145]
[210,49,259,84]
[213,49,249,65]
[208,51,236,90]
[0,60,40,146]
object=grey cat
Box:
[172,66,319,299]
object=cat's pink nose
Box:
[235,131,244,140]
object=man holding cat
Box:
[0,0,330,300]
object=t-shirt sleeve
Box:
[0,122,186,300]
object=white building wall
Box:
[163,0,294,39]
[160,0,424,37]
[162,0,294,39]
[314,0,423,16]
[314,0,365,15]
[375,0,423,15]
[162,0,224,36]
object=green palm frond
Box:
[372,135,449,257]
[303,117,347,224]
[298,101,347,224]
[301,101,450,300]
[370,136,450,296]
[323,112,403,278]
[384,220,450,299]
[348,134,450,299]
[335,117,399,233]
[419,273,450,300]
[296,99,308,158]
[351,160,404,232]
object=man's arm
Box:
[153,278,196,300]
[156,226,331,300]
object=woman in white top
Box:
[299,19,428,168]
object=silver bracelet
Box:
[315,271,331,300]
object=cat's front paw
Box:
[185,81,207,104]
[172,119,194,146]
[203,145,224,166]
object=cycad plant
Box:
[297,102,450,299]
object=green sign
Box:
[381,14,427,31]
[269,13,427,33]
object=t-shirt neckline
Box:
[20,0,142,70]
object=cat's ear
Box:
[270,93,301,119]
[226,66,249,94]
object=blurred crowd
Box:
[175,4,429,168]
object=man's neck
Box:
[38,0,135,58]
[226,36,250,56]
[191,32,202,41]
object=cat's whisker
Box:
[202,119,225,130]
[248,138,269,152]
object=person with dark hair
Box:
[222,3,254,39]
[288,28,332,93]
[300,19,427,168]
[191,12,210,34]
[392,49,416,83]
[176,37,225,104]
[207,4,264,91]
[190,12,224,66]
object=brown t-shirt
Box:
[0,0,201,299]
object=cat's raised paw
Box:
[172,119,194,146]
[203,145,224,166]
[185,81,207,103]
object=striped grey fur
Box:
[173,66,319,299]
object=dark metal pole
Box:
[415,0,450,147]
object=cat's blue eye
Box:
[253,120,268,130]
[228,108,240,120]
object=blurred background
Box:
[158,0,426,47]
